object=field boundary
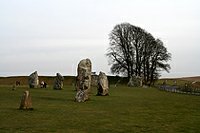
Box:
[158,85,200,96]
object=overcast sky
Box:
[0,0,199,77]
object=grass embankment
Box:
[0,84,200,133]
[0,76,128,86]
[0,76,76,86]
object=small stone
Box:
[91,72,98,87]
[75,90,88,102]
[12,84,16,91]
[19,90,33,110]
[127,75,143,87]
[97,71,109,96]
[53,73,64,90]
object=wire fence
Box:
[158,85,200,96]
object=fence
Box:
[158,85,200,96]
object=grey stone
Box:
[91,72,98,87]
[97,71,109,96]
[28,71,39,88]
[75,58,92,102]
[127,75,143,87]
[53,73,64,90]
[19,90,33,110]
[75,90,88,102]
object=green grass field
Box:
[0,84,200,133]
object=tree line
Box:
[106,23,171,85]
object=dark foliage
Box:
[107,23,171,85]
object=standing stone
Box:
[19,90,33,110]
[12,84,16,91]
[127,75,143,87]
[91,72,98,87]
[75,90,87,102]
[28,71,39,88]
[75,58,92,102]
[53,73,64,90]
[97,71,109,96]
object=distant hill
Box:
[176,76,200,82]
[158,76,200,88]
[161,76,200,82]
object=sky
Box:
[0,0,200,78]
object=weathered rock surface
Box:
[53,73,64,90]
[97,71,109,96]
[19,90,33,110]
[28,71,39,88]
[75,90,87,102]
[127,75,143,87]
[75,58,92,102]
[91,72,98,87]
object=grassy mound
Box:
[0,76,76,86]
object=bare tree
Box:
[107,23,171,85]
[148,39,171,85]
[107,23,135,79]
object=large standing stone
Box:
[97,71,109,96]
[53,73,64,90]
[19,90,33,110]
[75,58,92,102]
[127,75,143,87]
[28,71,39,88]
